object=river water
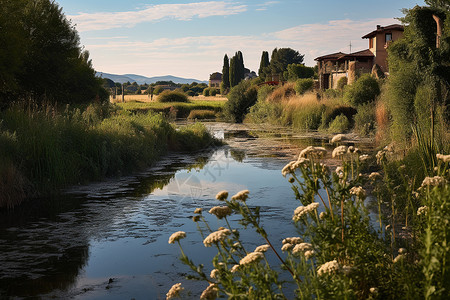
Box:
[0,123,374,299]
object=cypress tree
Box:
[229,55,238,87]
[237,51,245,80]
[222,54,230,91]
[258,51,270,78]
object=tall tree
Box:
[221,54,230,91]
[258,51,270,79]
[229,55,238,87]
[237,51,245,81]
[269,48,304,81]
[0,0,106,106]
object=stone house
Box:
[209,72,222,88]
[315,24,404,89]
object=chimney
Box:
[377,25,381,30]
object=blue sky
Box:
[56,0,425,81]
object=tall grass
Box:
[0,102,217,208]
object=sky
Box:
[56,0,426,81]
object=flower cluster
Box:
[168,231,186,244]
[166,283,184,299]
[209,206,232,219]
[299,146,327,159]
[231,189,250,201]
[421,176,446,188]
[282,158,310,177]
[331,134,346,143]
[200,283,218,300]
[332,145,347,158]
[293,202,319,221]
[215,190,229,201]
[350,186,366,199]
[210,268,219,279]
[417,206,428,216]
[254,244,270,253]
[292,242,313,255]
[317,260,340,276]
[203,228,231,247]
[369,172,381,181]
[194,208,203,214]
[239,251,264,265]
[436,153,450,163]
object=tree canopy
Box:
[269,48,304,81]
[0,0,106,107]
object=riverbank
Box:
[0,102,220,209]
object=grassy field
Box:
[114,97,227,119]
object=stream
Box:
[0,123,374,299]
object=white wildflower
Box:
[281,243,293,252]
[359,154,369,161]
[304,250,316,259]
[335,166,344,178]
[194,208,203,214]
[347,146,355,153]
[332,145,347,158]
[239,252,264,265]
[230,264,239,273]
[282,237,303,245]
[331,134,346,143]
[376,149,387,164]
[299,146,327,158]
[166,283,184,299]
[369,172,381,180]
[317,260,340,276]
[293,202,319,221]
[393,254,405,263]
[231,189,250,201]
[203,229,231,247]
[417,206,428,216]
[398,248,407,254]
[370,287,378,294]
[319,212,326,219]
[215,190,228,201]
[292,242,313,255]
[421,176,446,187]
[350,186,366,199]
[210,269,219,279]
[282,161,296,177]
[254,244,270,253]
[209,206,232,219]
[200,283,218,300]
[168,231,186,244]
[436,153,450,163]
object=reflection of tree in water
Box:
[0,151,215,298]
[230,149,246,162]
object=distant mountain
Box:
[96,72,207,85]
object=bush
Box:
[343,74,380,106]
[321,105,357,129]
[337,77,348,90]
[157,90,188,103]
[327,113,350,133]
[153,86,165,95]
[354,102,376,136]
[187,110,216,120]
[295,78,314,95]
[223,81,258,123]
[267,82,296,102]
[291,103,325,130]
[203,88,210,96]
[257,85,274,103]
[322,89,342,99]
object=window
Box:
[385,33,392,43]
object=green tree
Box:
[344,74,380,106]
[0,0,105,106]
[221,54,230,93]
[223,80,258,123]
[269,48,304,81]
[258,51,270,79]
[386,5,449,143]
[285,64,315,81]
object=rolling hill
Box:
[96,72,207,85]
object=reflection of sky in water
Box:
[76,149,301,299]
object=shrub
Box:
[322,88,342,99]
[327,113,350,133]
[153,86,165,95]
[291,103,325,130]
[344,74,380,106]
[210,88,218,96]
[267,82,296,103]
[187,110,216,120]
[354,102,376,136]
[295,78,314,95]
[337,76,348,90]
[202,88,210,96]
[223,81,258,123]
[257,85,274,103]
[157,90,188,103]
[321,105,357,128]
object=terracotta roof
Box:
[362,24,404,39]
[314,52,346,61]
[315,49,373,61]
[337,49,374,59]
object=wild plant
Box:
[168,137,449,299]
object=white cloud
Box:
[84,17,401,79]
[256,1,280,11]
[69,2,247,32]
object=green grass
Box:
[0,102,219,208]
[116,100,226,118]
